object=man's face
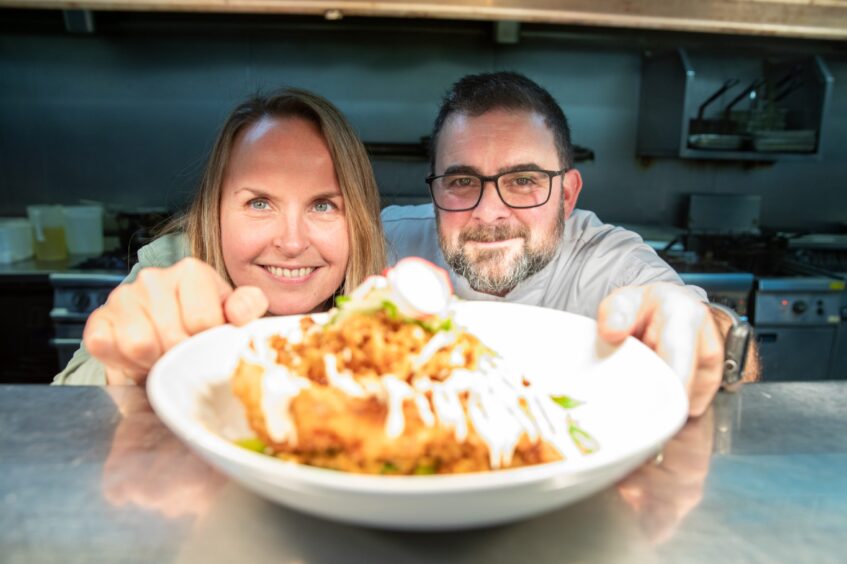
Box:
[434,109,582,296]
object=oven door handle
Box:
[50,338,82,348]
[49,308,91,323]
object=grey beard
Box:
[439,208,565,296]
[444,243,557,295]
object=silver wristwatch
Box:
[709,302,753,386]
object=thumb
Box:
[223,286,269,326]
[597,286,645,344]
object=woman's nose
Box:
[272,213,309,256]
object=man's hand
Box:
[597,283,724,417]
[84,257,269,386]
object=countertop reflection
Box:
[1,383,845,564]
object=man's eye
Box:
[249,198,270,210]
[448,176,476,188]
[513,175,538,186]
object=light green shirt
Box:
[52,233,190,385]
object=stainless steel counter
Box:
[1,383,845,563]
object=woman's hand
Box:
[84,257,269,385]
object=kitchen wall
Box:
[1,12,846,230]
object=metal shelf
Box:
[636,48,834,163]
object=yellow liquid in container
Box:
[33,226,68,261]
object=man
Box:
[382,72,755,417]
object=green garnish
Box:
[413,463,437,475]
[568,420,599,454]
[380,461,399,474]
[335,295,351,307]
[416,316,454,333]
[551,395,583,409]
[381,300,400,320]
[235,437,268,454]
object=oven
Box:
[752,277,843,381]
[49,272,124,369]
[663,255,754,319]
[783,234,847,380]
[664,232,845,382]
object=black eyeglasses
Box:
[425,168,568,212]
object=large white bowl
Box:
[147,301,688,531]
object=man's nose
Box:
[272,212,309,256]
[472,180,511,223]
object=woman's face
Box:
[220,116,349,315]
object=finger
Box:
[655,295,704,385]
[84,306,150,381]
[687,315,724,417]
[107,285,165,373]
[134,268,190,352]
[597,286,647,344]
[224,286,269,326]
[173,258,232,335]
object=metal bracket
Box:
[63,10,95,34]
[494,21,520,44]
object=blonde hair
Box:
[166,88,386,298]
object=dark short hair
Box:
[429,71,574,171]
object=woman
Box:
[55,88,386,385]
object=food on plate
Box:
[231,257,596,474]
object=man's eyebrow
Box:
[440,163,546,176]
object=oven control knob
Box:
[71,291,92,312]
[792,300,808,315]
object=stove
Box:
[665,233,846,381]
[49,253,128,368]
[662,253,754,319]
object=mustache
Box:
[458,224,530,244]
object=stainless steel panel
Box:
[754,292,841,325]
[755,326,836,381]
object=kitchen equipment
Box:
[26,205,67,261]
[783,234,847,380]
[689,79,740,133]
[751,129,817,153]
[752,276,842,381]
[0,219,34,264]
[49,272,124,368]
[63,205,104,256]
[687,194,761,236]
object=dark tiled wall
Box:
[1,17,845,229]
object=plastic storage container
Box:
[63,205,104,256]
[0,219,34,264]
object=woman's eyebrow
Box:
[312,190,344,200]
[234,187,270,198]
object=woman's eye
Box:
[248,198,270,210]
[313,200,337,213]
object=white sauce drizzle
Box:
[259,365,311,445]
[382,375,415,438]
[323,354,366,398]
[246,263,588,469]
[412,330,456,370]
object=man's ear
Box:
[562,169,583,219]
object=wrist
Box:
[708,303,753,387]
